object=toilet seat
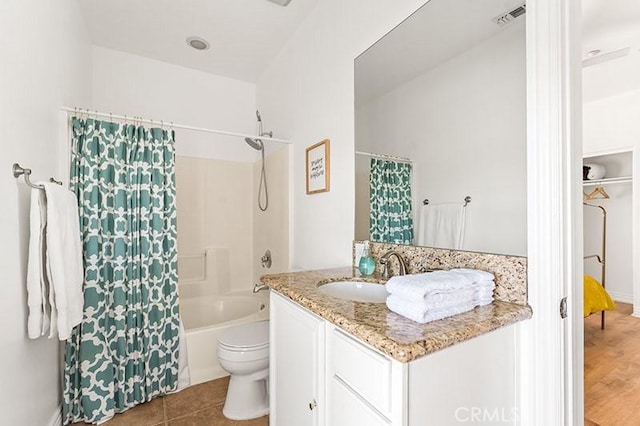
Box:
[218,341,269,352]
[217,344,269,363]
[218,320,269,350]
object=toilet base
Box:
[222,370,270,420]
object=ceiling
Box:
[582,0,640,101]
[79,0,319,83]
[355,0,525,107]
[80,0,639,99]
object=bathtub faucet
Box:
[253,283,269,293]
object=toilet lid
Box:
[218,320,269,349]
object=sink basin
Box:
[317,281,389,303]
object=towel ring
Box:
[423,196,472,206]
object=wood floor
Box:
[585,302,640,426]
[70,376,268,426]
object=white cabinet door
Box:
[270,292,325,426]
[328,376,391,426]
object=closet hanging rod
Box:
[423,196,472,206]
[60,107,292,144]
[13,163,63,190]
[355,150,413,164]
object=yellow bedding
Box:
[584,274,615,317]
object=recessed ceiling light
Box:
[587,49,601,57]
[186,36,210,51]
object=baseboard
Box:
[607,290,633,304]
[48,405,62,426]
[632,307,640,318]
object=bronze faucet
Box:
[379,251,409,279]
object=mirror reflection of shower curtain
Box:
[369,158,414,244]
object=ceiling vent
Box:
[582,47,631,68]
[266,0,293,6]
[492,3,526,26]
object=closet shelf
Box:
[583,176,632,187]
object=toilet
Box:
[217,320,270,420]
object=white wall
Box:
[583,90,639,306]
[92,46,258,163]
[356,21,527,256]
[257,0,430,270]
[0,0,92,424]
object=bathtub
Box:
[181,291,270,385]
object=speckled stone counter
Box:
[260,267,532,363]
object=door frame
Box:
[520,0,583,424]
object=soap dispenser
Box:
[358,241,375,276]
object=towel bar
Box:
[13,163,62,190]
[423,195,472,206]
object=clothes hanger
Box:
[585,186,610,200]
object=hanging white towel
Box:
[418,202,466,249]
[26,184,51,338]
[43,182,84,340]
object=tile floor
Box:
[70,376,269,426]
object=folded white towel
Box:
[387,298,477,324]
[27,185,50,338]
[388,282,494,309]
[44,182,84,340]
[387,292,474,312]
[450,268,495,283]
[387,290,494,323]
[385,270,494,300]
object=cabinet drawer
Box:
[330,328,392,412]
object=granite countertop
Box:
[260,267,532,363]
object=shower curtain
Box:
[369,158,414,244]
[63,117,180,424]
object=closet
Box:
[583,149,633,311]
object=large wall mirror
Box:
[355,0,528,256]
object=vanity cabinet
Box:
[270,291,518,426]
[270,292,325,426]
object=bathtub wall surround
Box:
[252,144,291,283]
[353,241,528,305]
[176,156,254,294]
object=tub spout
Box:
[253,283,269,293]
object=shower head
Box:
[245,137,264,151]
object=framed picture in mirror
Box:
[306,139,330,194]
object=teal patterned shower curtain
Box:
[369,158,414,244]
[63,117,180,424]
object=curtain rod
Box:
[61,107,292,144]
[355,150,413,164]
